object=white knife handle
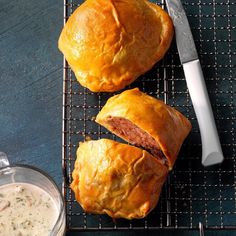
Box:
[183,60,224,166]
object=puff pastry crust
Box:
[58,0,173,92]
[71,139,168,219]
[96,88,192,169]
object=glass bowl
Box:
[0,152,66,236]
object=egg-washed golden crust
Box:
[58,0,173,92]
[96,88,192,170]
[71,139,168,219]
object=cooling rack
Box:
[62,0,236,233]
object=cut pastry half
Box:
[71,139,168,219]
[96,88,192,169]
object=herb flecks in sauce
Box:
[0,183,58,236]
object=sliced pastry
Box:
[71,139,168,219]
[96,88,192,169]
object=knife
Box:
[165,0,224,166]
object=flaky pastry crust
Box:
[58,0,173,92]
[96,88,192,169]
[71,139,168,219]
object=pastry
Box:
[58,0,173,92]
[71,139,168,219]
[96,88,192,169]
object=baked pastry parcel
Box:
[71,89,191,219]
[58,0,173,92]
[71,139,168,219]
[96,88,192,170]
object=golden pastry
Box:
[96,88,192,169]
[71,139,168,219]
[58,0,173,92]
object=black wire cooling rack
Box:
[62,0,236,233]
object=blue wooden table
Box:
[0,0,234,235]
[0,0,63,186]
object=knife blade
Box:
[166,0,224,166]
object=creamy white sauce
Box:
[0,183,59,236]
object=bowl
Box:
[0,152,66,236]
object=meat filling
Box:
[107,117,166,164]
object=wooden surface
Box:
[0,0,63,186]
[0,0,234,235]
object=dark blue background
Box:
[0,0,234,235]
[0,0,63,186]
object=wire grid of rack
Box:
[62,0,236,232]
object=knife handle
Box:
[183,59,224,166]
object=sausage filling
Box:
[106,117,166,164]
